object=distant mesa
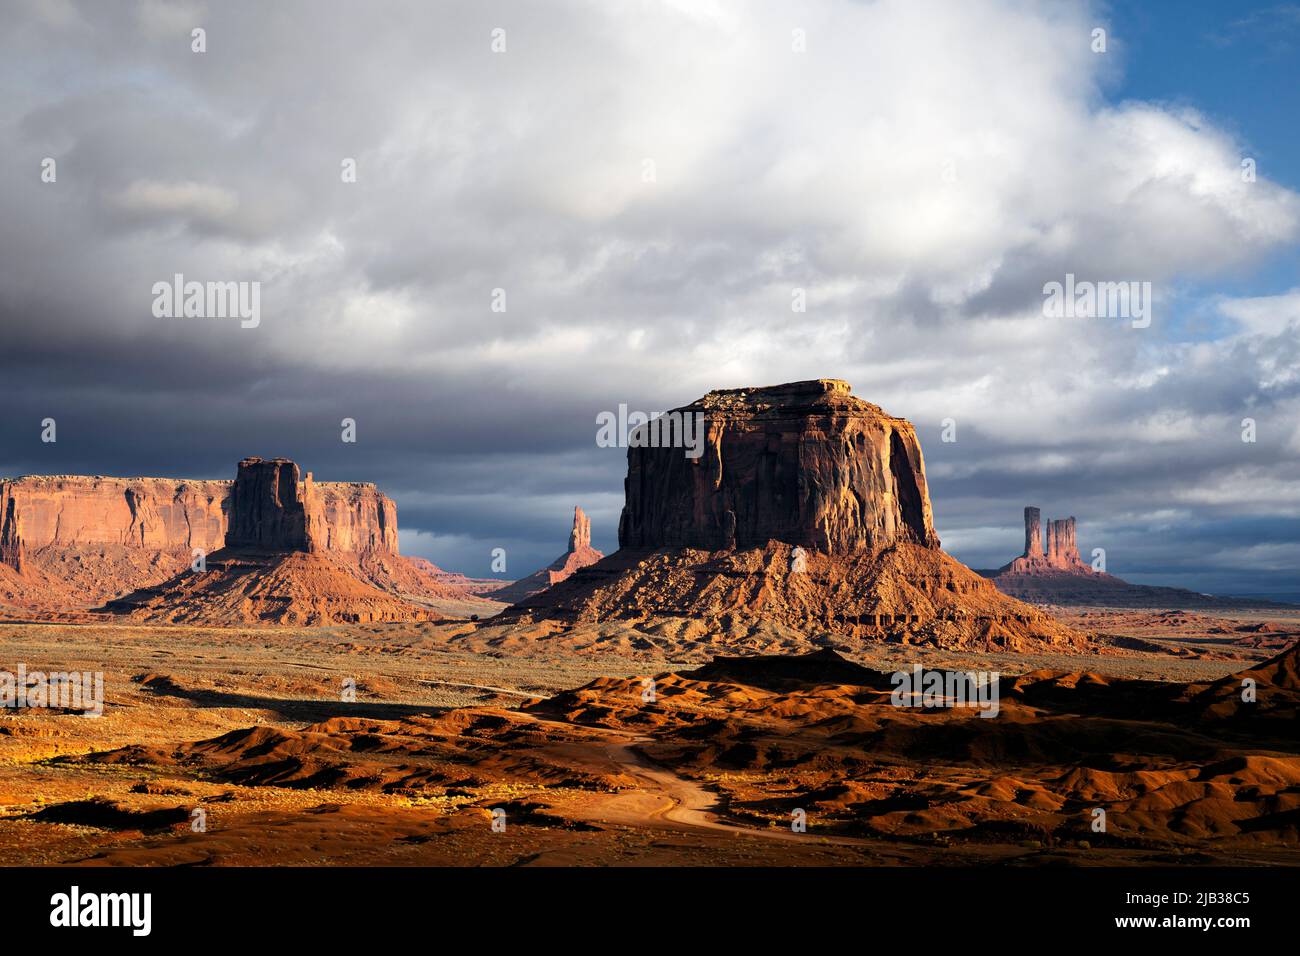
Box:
[492,506,605,604]
[500,379,1085,652]
[983,505,1292,610]
[403,556,513,599]
[0,456,498,625]
[105,457,461,626]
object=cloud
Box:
[106,178,239,232]
[0,0,1297,597]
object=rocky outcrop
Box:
[0,476,228,557]
[999,508,1087,574]
[225,457,400,555]
[0,458,486,624]
[618,379,940,554]
[983,507,1290,609]
[0,475,230,604]
[569,506,592,552]
[1024,507,1043,558]
[226,458,311,552]
[0,460,405,610]
[502,381,1086,652]
[101,458,468,626]
[1046,517,1085,569]
[310,480,399,555]
[1,495,24,573]
[0,464,397,566]
[494,506,605,605]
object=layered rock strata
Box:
[503,380,1086,651]
[618,379,940,553]
[0,457,493,624]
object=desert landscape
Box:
[5,9,1300,942]
[1,379,1296,868]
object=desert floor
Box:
[0,607,1296,866]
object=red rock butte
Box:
[999,507,1089,574]
[984,506,1288,610]
[504,379,1085,651]
[0,457,490,625]
[618,379,940,553]
[225,457,398,554]
[0,459,397,574]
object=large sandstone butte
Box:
[619,379,939,553]
[0,461,405,607]
[0,474,232,609]
[984,506,1291,610]
[503,380,1085,651]
[104,456,479,626]
[225,457,398,554]
[0,457,494,624]
[492,506,605,604]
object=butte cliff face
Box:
[0,461,397,568]
[101,456,490,626]
[224,457,399,555]
[0,459,403,610]
[619,379,940,553]
[0,475,231,607]
[492,506,606,604]
[0,475,228,558]
[502,380,1085,652]
[224,457,312,552]
[0,457,496,625]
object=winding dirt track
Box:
[522,713,876,847]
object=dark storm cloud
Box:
[1,0,1297,589]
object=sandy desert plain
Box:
[1,607,1298,868]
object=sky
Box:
[1,0,1298,600]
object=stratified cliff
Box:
[504,380,1085,652]
[0,457,493,624]
[0,459,404,608]
[224,457,398,555]
[618,379,940,553]
[103,457,452,626]
[0,463,397,568]
[0,476,228,556]
[0,475,231,605]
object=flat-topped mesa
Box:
[617,379,939,554]
[225,457,399,554]
[0,459,398,592]
[568,506,591,553]
[507,382,1087,651]
[0,475,229,566]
